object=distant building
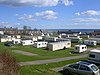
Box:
[80,34,90,38]
[0,27,43,36]
[58,30,81,35]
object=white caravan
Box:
[33,41,48,48]
[66,37,82,43]
[43,36,58,42]
[88,49,100,64]
[83,40,97,46]
[21,40,34,46]
[89,38,100,44]
[12,39,21,44]
[74,45,87,53]
[47,41,71,51]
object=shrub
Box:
[0,52,20,75]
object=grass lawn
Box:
[0,42,88,62]
[19,58,87,75]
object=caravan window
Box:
[85,47,87,49]
[67,43,70,45]
[23,42,25,44]
[38,44,41,46]
[91,42,94,44]
[82,47,84,49]
[75,47,78,50]
[89,54,95,58]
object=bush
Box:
[0,52,20,75]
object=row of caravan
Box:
[12,39,88,53]
[11,39,96,53]
[12,39,72,51]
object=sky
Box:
[0,0,100,29]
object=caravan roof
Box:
[49,41,70,45]
[75,45,86,47]
[90,38,100,40]
[90,49,100,53]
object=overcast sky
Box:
[0,0,100,29]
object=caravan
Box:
[89,38,100,44]
[88,49,100,64]
[47,41,71,51]
[21,40,34,46]
[74,45,87,53]
[83,40,97,46]
[33,41,48,48]
[12,39,21,44]
[66,37,82,43]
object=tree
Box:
[23,25,31,30]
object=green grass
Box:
[0,42,88,62]
[13,46,87,62]
[11,45,88,62]
[19,58,87,75]
[0,42,99,75]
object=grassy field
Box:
[19,58,87,75]
[0,42,100,75]
[0,42,88,62]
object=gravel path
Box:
[19,54,87,66]
[13,50,38,56]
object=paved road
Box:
[19,54,88,66]
[13,50,38,56]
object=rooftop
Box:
[90,49,100,53]
[75,45,86,47]
[77,61,91,65]
[49,41,70,45]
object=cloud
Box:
[75,12,80,16]
[75,10,100,16]
[0,22,21,27]
[74,18,100,22]
[61,0,73,6]
[35,10,57,20]
[15,14,19,16]
[18,14,36,22]
[0,0,73,7]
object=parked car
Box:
[63,61,99,75]
[4,42,13,46]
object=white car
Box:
[63,61,99,75]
